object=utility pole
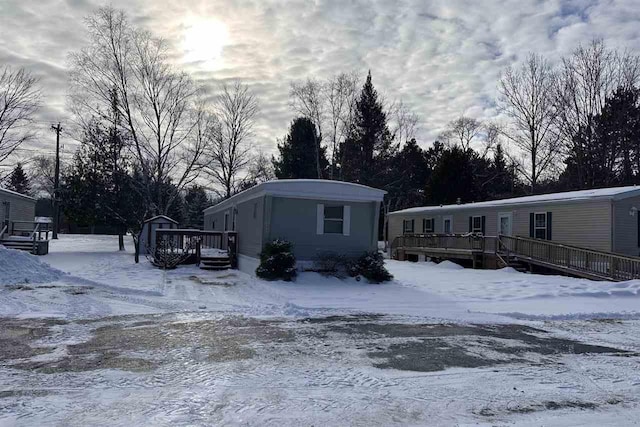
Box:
[51,123,62,240]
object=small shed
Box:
[139,215,178,254]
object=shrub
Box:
[256,239,297,281]
[347,251,393,283]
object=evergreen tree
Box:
[184,185,210,228]
[7,162,31,195]
[425,146,478,205]
[386,139,429,210]
[340,71,395,187]
[273,117,328,179]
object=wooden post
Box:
[196,240,201,266]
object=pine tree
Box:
[184,185,210,228]
[425,146,478,205]
[7,162,31,195]
[340,71,395,187]
[273,117,329,179]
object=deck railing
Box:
[391,233,496,254]
[391,233,640,281]
[154,229,238,268]
[8,221,51,241]
[498,235,640,281]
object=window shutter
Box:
[481,216,486,235]
[411,219,415,233]
[343,205,351,236]
[529,213,534,238]
[468,216,472,233]
[546,212,552,240]
[316,204,324,235]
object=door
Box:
[498,212,513,236]
[443,216,453,234]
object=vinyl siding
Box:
[235,197,264,257]
[612,196,640,256]
[0,191,36,233]
[266,197,377,260]
[388,199,613,253]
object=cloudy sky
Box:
[2,0,640,162]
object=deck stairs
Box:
[199,254,232,271]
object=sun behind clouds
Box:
[181,18,230,70]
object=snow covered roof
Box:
[144,215,178,224]
[0,187,36,201]
[389,185,640,216]
[204,179,386,214]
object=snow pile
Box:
[0,246,64,285]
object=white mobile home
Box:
[388,186,640,257]
[203,180,386,273]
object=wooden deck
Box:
[391,233,640,282]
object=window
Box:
[403,219,414,234]
[224,213,229,231]
[323,206,344,234]
[212,220,216,230]
[534,213,547,239]
[422,218,434,233]
[472,216,482,233]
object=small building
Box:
[139,215,179,254]
[388,186,640,257]
[0,187,36,234]
[203,180,386,273]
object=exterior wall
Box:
[204,206,234,233]
[266,196,377,260]
[613,196,640,256]
[389,199,613,253]
[0,191,36,234]
[235,197,264,258]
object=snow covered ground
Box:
[1,234,640,426]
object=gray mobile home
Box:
[388,186,640,257]
[0,187,36,234]
[203,180,386,273]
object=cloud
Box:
[1,0,639,161]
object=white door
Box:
[498,212,513,236]
[443,216,453,234]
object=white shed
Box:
[139,215,179,254]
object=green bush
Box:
[256,239,297,281]
[347,251,393,283]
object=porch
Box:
[391,233,640,282]
[0,221,52,255]
[152,229,238,270]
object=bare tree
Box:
[69,6,212,261]
[554,40,640,185]
[325,72,358,179]
[498,53,560,192]
[201,82,258,199]
[0,67,41,165]
[29,155,57,200]
[388,99,419,145]
[439,116,483,151]
[289,78,325,178]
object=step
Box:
[200,264,232,270]
[200,258,231,265]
